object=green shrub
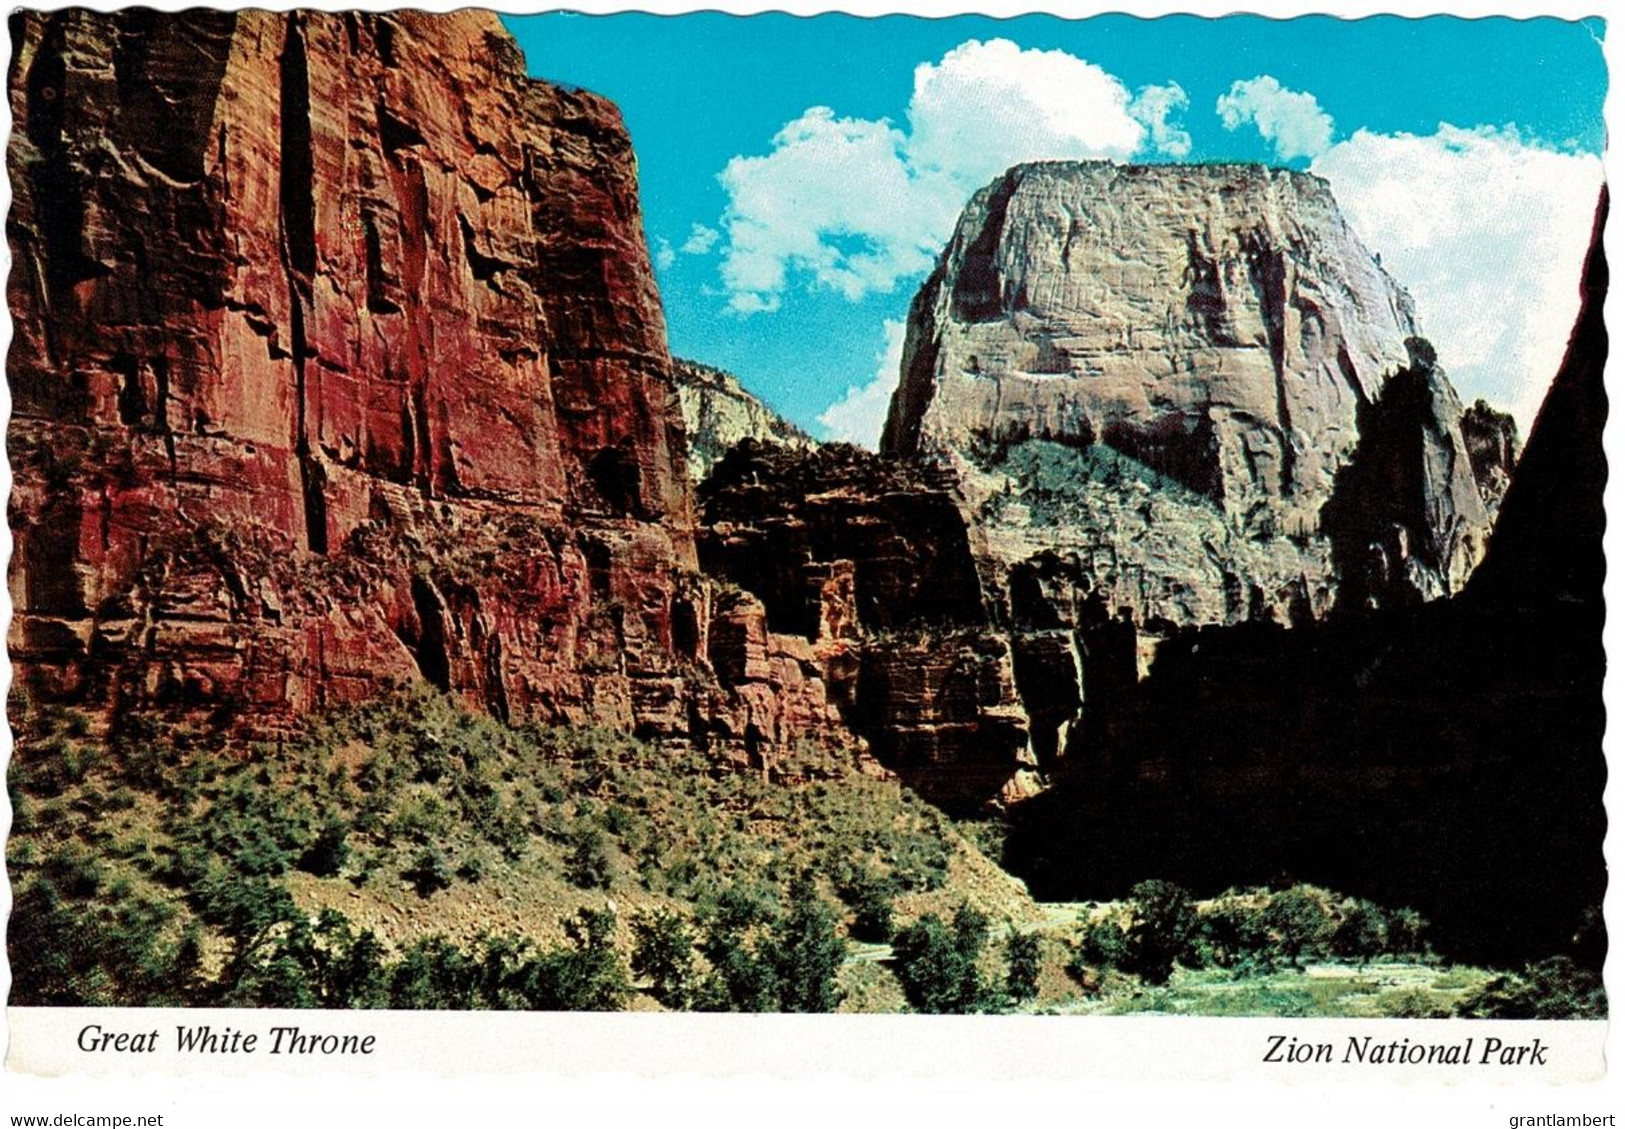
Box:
[631,908,699,1010]
[455,850,489,884]
[770,874,845,1013]
[527,908,632,1011]
[192,869,298,947]
[836,865,898,943]
[13,734,101,798]
[1384,907,1429,956]
[891,904,992,1014]
[1455,957,1605,1020]
[704,880,780,933]
[389,936,478,1009]
[1378,988,1450,1019]
[1197,899,1275,974]
[565,824,615,891]
[695,883,782,1013]
[404,847,454,898]
[1072,915,1131,972]
[179,775,312,879]
[696,929,780,1013]
[8,878,200,1007]
[1005,930,1042,1005]
[41,842,106,899]
[298,816,351,877]
[1125,880,1196,985]
[1330,900,1388,964]
[227,909,390,1009]
[389,794,449,844]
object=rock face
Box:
[884,162,1495,626]
[5,10,840,759]
[699,442,1038,809]
[1005,190,1608,963]
[673,359,814,483]
[1320,339,1501,610]
[1458,398,1521,518]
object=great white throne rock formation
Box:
[869,162,1515,772]
[883,161,1508,627]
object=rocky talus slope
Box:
[884,162,1505,627]
[6,11,846,759]
[673,359,814,483]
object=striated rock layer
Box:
[6,10,843,758]
[884,162,1500,627]
[673,358,814,484]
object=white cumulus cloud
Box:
[716,39,1165,315]
[905,38,1143,190]
[1132,82,1193,159]
[1217,75,1335,161]
[681,223,720,255]
[1312,124,1602,431]
[718,108,932,313]
[817,319,908,448]
[652,236,676,271]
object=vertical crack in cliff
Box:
[151,354,178,485]
[381,120,437,496]
[950,176,1020,324]
[277,13,327,552]
[21,12,108,370]
[879,287,941,458]
[408,576,453,691]
[1247,236,1298,498]
[278,16,317,278]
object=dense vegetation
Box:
[8,690,1026,1011]
[1065,881,1604,1019]
[7,690,1602,1017]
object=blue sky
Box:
[504,14,1607,442]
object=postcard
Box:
[2,0,1615,1120]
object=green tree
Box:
[632,908,699,1010]
[1125,880,1196,985]
[404,847,453,898]
[891,903,991,1014]
[227,909,390,1008]
[1455,957,1605,1020]
[1005,929,1042,1006]
[770,874,846,1013]
[530,907,632,1011]
[1197,899,1275,974]
[9,877,201,1006]
[837,866,897,943]
[1072,914,1131,972]
[389,936,478,1009]
[1330,900,1387,965]
[1384,907,1429,956]
[1264,887,1331,969]
[696,930,781,1013]
[565,825,615,890]
[298,816,351,877]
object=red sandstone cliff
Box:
[7,10,836,751]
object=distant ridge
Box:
[674,358,815,482]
